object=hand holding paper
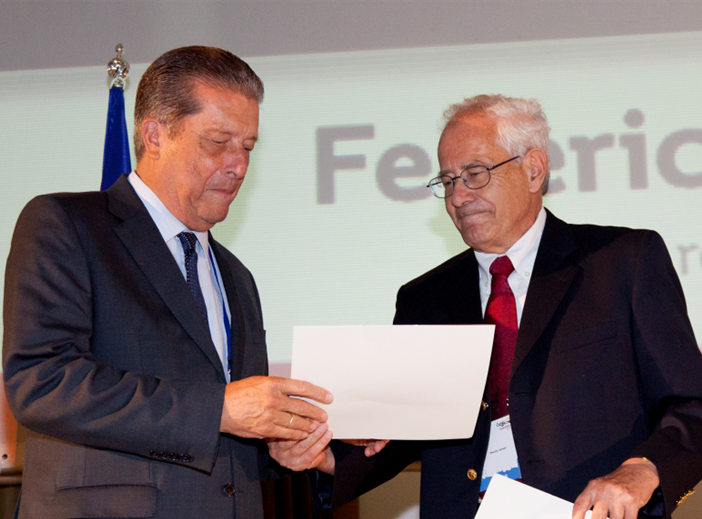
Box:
[572,458,659,519]
[219,376,332,440]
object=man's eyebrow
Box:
[199,131,258,142]
[439,163,477,176]
[209,130,257,141]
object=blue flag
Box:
[101,86,132,190]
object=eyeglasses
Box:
[427,155,521,198]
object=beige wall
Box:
[360,471,420,519]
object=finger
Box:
[268,440,301,469]
[342,439,374,447]
[622,499,642,519]
[282,413,321,432]
[268,413,315,440]
[287,443,330,472]
[590,500,612,519]
[279,378,333,404]
[279,411,295,429]
[298,428,333,462]
[288,422,331,455]
[286,398,329,423]
[376,440,389,451]
[365,440,389,457]
[269,426,333,471]
[623,504,640,519]
[572,492,593,519]
[590,501,622,519]
[600,505,619,519]
[310,450,328,469]
[276,412,309,435]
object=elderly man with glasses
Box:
[270,94,702,519]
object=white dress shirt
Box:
[129,172,232,381]
[474,207,547,325]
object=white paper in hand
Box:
[476,475,592,519]
[291,324,494,440]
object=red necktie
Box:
[484,256,518,419]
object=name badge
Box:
[480,415,521,492]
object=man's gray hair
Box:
[443,94,551,194]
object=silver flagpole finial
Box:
[107,43,130,89]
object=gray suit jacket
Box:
[3,175,276,518]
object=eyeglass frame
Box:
[426,155,522,198]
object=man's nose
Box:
[223,148,250,177]
[449,179,476,206]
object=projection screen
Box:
[1,2,701,473]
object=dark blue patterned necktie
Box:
[176,232,208,324]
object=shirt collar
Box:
[474,206,547,281]
[128,171,210,252]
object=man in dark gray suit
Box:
[3,46,331,519]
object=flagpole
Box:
[101,44,132,191]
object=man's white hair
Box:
[443,94,551,194]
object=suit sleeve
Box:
[627,232,702,514]
[2,195,225,473]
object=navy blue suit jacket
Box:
[331,211,702,518]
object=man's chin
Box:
[188,207,231,231]
[205,209,230,227]
[459,226,494,252]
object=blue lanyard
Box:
[208,247,232,378]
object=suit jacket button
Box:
[481,401,489,411]
[222,483,236,497]
[467,469,478,480]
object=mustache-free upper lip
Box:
[456,208,488,218]
[208,186,236,194]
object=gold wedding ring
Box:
[285,412,294,428]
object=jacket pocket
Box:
[553,321,618,353]
[53,444,157,518]
[55,444,153,489]
[54,484,157,518]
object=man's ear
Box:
[525,148,548,194]
[141,119,164,160]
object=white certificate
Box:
[291,325,494,440]
[476,475,592,519]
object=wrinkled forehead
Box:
[438,113,501,164]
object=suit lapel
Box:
[511,211,580,377]
[106,175,225,379]
[453,251,484,325]
[209,239,247,382]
